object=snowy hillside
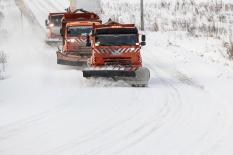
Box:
[0,0,233,155]
[102,0,233,40]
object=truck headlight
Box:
[49,23,54,27]
[67,39,76,43]
[95,42,100,46]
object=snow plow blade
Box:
[83,66,150,87]
[83,70,136,77]
[46,39,62,46]
[56,51,88,67]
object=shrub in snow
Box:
[0,51,7,80]
[226,41,233,59]
[223,38,233,60]
[0,11,4,28]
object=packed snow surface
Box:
[0,0,233,155]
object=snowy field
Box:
[0,0,233,155]
[102,0,233,42]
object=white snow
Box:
[22,0,69,28]
[0,0,233,155]
[71,0,102,13]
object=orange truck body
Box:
[89,23,142,68]
[57,10,102,66]
[45,13,65,44]
[82,21,149,86]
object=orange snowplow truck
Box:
[57,9,101,66]
[83,21,150,87]
[45,13,65,45]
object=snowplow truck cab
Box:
[45,13,65,45]
[83,21,150,87]
[57,9,101,66]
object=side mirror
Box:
[60,28,64,36]
[141,35,146,42]
[45,20,48,27]
[141,42,146,46]
[86,35,91,47]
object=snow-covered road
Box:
[0,0,233,155]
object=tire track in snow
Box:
[43,72,184,155]
[0,111,49,142]
[0,91,87,145]
[77,35,232,155]
[43,101,146,154]
[81,73,184,155]
[0,101,73,144]
[143,45,203,90]
[141,35,232,155]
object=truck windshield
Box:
[95,34,138,46]
[67,26,92,37]
[50,15,63,26]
